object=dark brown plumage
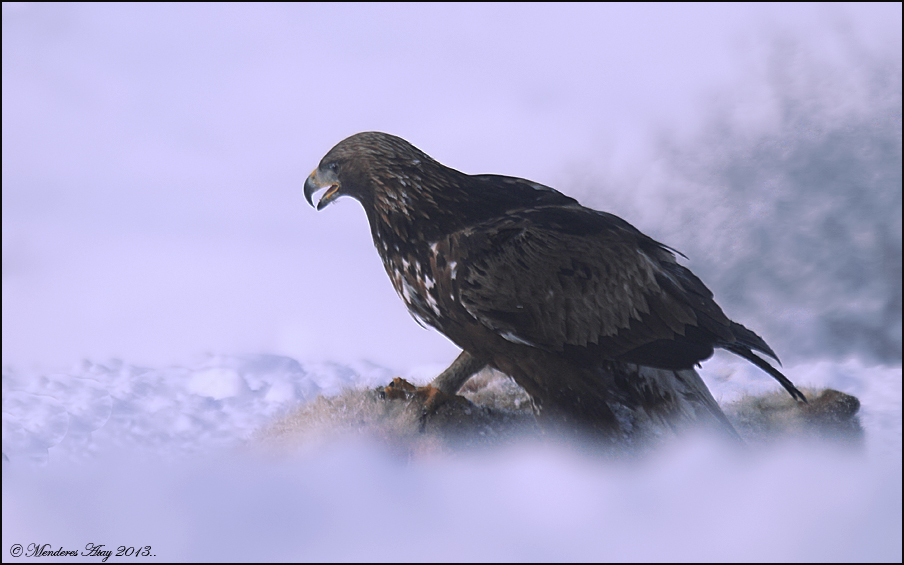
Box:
[304,132,805,440]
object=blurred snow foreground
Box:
[3,354,902,561]
[1,354,879,463]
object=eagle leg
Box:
[429,351,487,395]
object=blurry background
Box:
[3,3,901,372]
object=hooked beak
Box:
[304,167,341,210]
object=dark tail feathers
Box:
[722,322,808,404]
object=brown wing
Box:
[448,205,737,369]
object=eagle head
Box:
[304,131,440,212]
[304,160,342,211]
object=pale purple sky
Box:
[2,3,901,371]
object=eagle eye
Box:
[326,161,339,173]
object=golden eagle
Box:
[304,132,805,440]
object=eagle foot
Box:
[376,377,418,400]
[376,377,472,432]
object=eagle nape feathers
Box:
[303,131,806,440]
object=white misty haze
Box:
[3,3,899,371]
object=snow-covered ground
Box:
[3,355,901,561]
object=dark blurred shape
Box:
[591,36,902,363]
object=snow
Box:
[3,355,902,561]
[3,3,901,562]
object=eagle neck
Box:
[365,163,475,247]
